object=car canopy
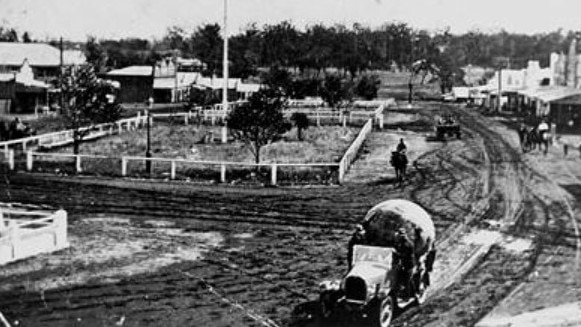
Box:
[360,199,435,257]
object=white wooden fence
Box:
[25,151,339,185]
[9,99,393,184]
[338,119,374,182]
[0,114,149,152]
[0,207,68,265]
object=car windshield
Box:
[352,245,393,267]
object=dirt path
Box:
[0,103,576,327]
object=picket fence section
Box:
[0,207,68,265]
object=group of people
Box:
[518,119,551,153]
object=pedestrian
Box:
[564,143,568,157]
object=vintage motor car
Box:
[434,114,461,140]
[319,199,436,327]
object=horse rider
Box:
[396,138,407,154]
[395,227,415,299]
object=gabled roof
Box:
[107,66,153,77]
[0,42,85,67]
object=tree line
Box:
[3,23,581,82]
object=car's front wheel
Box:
[371,296,395,327]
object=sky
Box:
[1,0,581,41]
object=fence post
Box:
[26,151,33,171]
[22,140,27,152]
[53,210,68,248]
[222,126,227,144]
[170,160,176,180]
[8,149,14,170]
[121,157,127,176]
[3,143,7,153]
[117,122,123,133]
[220,164,226,183]
[271,163,277,186]
[338,161,345,184]
[184,115,189,125]
[76,155,82,173]
[9,220,19,260]
[316,112,321,127]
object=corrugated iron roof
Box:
[107,66,153,76]
[0,42,85,67]
[518,86,581,102]
[551,94,581,105]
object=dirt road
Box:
[0,103,578,327]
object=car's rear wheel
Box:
[415,280,428,305]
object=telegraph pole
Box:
[221,0,229,144]
[59,37,64,114]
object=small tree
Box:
[356,75,380,100]
[227,88,291,164]
[61,65,121,154]
[320,75,353,109]
[290,112,309,141]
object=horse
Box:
[390,151,408,184]
[527,127,549,154]
[518,125,531,153]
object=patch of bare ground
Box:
[0,102,567,327]
[476,130,581,326]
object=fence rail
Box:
[0,207,68,265]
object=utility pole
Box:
[221,0,229,143]
[146,63,154,175]
[59,37,64,114]
[497,68,502,112]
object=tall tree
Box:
[190,24,223,76]
[61,65,122,154]
[21,32,32,43]
[227,88,291,164]
[85,36,108,73]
